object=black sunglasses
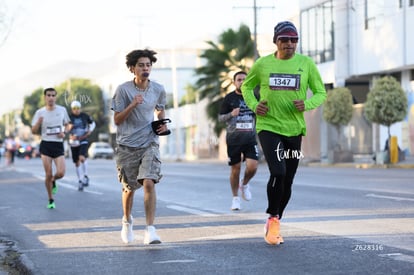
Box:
[278,37,299,43]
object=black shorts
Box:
[71,143,89,163]
[40,141,64,158]
[227,143,259,166]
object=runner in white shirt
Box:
[32,88,71,209]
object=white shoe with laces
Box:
[240,183,252,201]
[231,197,241,211]
[121,216,134,243]
[144,225,161,245]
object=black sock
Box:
[49,199,54,204]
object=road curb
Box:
[0,237,35,275]
[303,162,414,169]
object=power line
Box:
[234,0,274,59]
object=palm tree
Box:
[194,24,255,136]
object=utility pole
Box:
[234,0,274,59]
[170,48,182,161]
[128,15,152,48]
[253,0,258,59]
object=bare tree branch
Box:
[0,1,15,47]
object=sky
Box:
[0,0,298,116]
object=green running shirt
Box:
[241,53,327,136]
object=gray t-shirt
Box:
[111,80,166,148]
[31,105,70,142]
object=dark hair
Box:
[126,49,157,69]
[233,71,247,81]
[43,88,56,95]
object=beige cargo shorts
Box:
[115,143,162,191]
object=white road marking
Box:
[366,193,414,202]
[32,174,103,195]
[153,260,196,264]
[378,253,414,263]
[166,205,218,217]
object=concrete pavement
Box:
[0,154,413,274]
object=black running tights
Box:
[258,131,302,219]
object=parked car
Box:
[88,142,114,159]
[16,143,34,159]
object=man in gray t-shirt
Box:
[111,49,168,245]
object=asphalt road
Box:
[0,157,413,274]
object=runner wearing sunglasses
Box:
[241,21,327,245]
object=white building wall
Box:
[162,98,218,161]
[339,0,413,155]
[330,0,414,81]
[301,0,414,156]
[352,4,402,74]
[406,7,414,63]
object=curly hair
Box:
[125,49,157,69]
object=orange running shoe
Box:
[264,216,281,245]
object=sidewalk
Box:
[177,154,414,169]
[303,154,414,169]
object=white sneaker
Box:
[240,183,252,201]
[231,197,241,211]
[144,225,161,245]
[121,216,134,243]
[83,175,89,187]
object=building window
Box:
[300,0,334,64]
[410,0,414,7]
[365,0,385,29]
[380,73,401,83]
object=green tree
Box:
[194,24,255,136]
[179,84,199,106]
[0,119,4,141]
[21,78,108,143]
[21,88,43,126]
[323,87,354,150]
[364,76,408,140]
[56,78,108,142]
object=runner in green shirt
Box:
[242,21,327,246]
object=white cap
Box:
[71,100,81,108]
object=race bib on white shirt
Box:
[236,122,253,130]
[69,139,80,147]
[46,125,62,135]
[269,73,300,91]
